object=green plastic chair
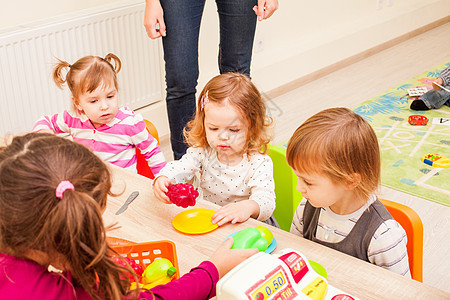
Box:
[268,144,302,232]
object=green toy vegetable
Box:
[231,227,271,252]
[255,226,273,245]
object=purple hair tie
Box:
[56,180,74,199]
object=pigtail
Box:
[44,189,134,300]
[53,58,71,89]
[104,53,122,74]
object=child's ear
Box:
[345,173,361,190]
[72,97,82,111]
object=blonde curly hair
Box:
[184,73,272,154]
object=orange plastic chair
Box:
[136,119,160,179]
[380,199,423,282]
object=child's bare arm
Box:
[432,77,444,91]
[208,237,258,278]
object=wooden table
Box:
[104,165,449,300]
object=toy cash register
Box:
[216,248,357,300]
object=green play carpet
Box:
[352,62,450,207]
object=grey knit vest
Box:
[302,199,393,262]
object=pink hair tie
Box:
[201,91,209,110]
[56,180,75,199]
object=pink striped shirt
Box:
[33,107,166,175]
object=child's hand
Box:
[208,237,258,279]
[211,200,260,226]
[432,77,444,91]
[152,176,172,203]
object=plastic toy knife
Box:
[115,191,139,215]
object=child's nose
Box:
[100,100,109,110]
[218,130,229,140]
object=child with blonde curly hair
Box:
[153,73,278,227]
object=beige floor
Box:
[160,22,450,292]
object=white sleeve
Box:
[247,155,276,221]
[158,147,204,183]
[368,219,411,277]
[290,198,307,236]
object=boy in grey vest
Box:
[286,107,410,277]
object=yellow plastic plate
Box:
[172,208,219,235]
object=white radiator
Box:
[0,1,164,135]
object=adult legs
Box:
[160,0,206,159]
[216,0,257,76]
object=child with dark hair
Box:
[0,133,256,300]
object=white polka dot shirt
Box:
[158,147,276,221]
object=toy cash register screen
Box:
[245,266,298,300]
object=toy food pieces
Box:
[421,154,450,168]
[408,115,428,126]
[216,248,357,300]
[166,183,199,208]
[112,256,144,281]
[129,258,177,290]
[141,258,177,288]
[231,226,273,252]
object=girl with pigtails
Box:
[33,53,166,176]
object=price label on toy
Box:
[245,266,297,300]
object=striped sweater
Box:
[33,107,166,175]
[439,64,450,86]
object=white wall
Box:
[0,0,112,31]
[1,0,449,138]
[197,0,450,92]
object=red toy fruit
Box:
[166,183,199,208]
[112,256,144,281]
[126,257,144,277]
